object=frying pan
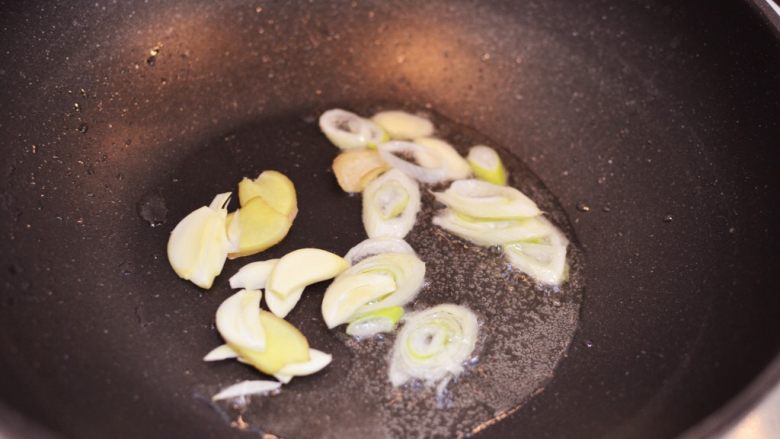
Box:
[1,0,778,438]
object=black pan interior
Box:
[0,1,778,438]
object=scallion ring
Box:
[389,304,479,387]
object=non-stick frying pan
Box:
[1,0,779,438]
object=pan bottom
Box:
[160,107,584,438]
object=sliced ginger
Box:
[332,149,389,193]
[238,170,298,220]
[231,310,311,374]
[227,197,293,259]
[227,170,298,259]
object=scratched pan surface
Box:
[0,1,779,439]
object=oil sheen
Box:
[199,109,585,439]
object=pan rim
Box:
[678,352,780,439]
[2,356,778,438]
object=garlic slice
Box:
[264,286,304,319]
[229,259,279,290]
[215,289,266,351]
[209,192,232,210]
[167,192,233,289]
[203,344,239,361]
[229,259,306,318]
[212,380,281,401]
[266,248,349,298]
[273,349,333,384]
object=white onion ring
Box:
[503,217,569,286]
[319,109,386,150]
[362,169,421,239]
[414,137,471,180]
[344,237,415,265]
[433,179,541,219]
[377,141,449,184]
[346,306,405,337]
[432,209,549,246]
[467,145,507,185]
[321,253,425,328]
[389,304,479,387]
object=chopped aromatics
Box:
[389,304,479,387]
[215,289,266,351]
[371,110,434,140]
[232,310,311,374]
[266,248,349,298]
[203,344,239,362]
[187,106,574,403]
[350,253,425,316]
[414,137,471,180]
[433,179,540,219]
[321,272,397,328]
[346,306,405,337]
[377,141,449,184]
[362,169,421,239]
[212,380,281,401]
[503,217,569,286]
[210,293,331,380]
[432,209,550,246]
[322,252,425,328]
[229,258,305,318]
[344,237,416,265]
[264,286,304,319]
[332,149,390,193]
[226,196,293,259]
[167,192,233,289]
[209,192,232,211]
[467,145,507,185]
[238,170,298,220]
[274,349,333,384]
[229,259,278,290]
[320,109,387,150]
